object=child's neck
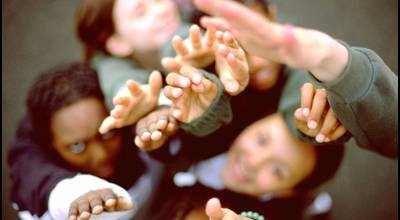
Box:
[131,49,163,71]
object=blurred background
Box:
[2,0,397,219]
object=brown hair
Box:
[75,0,116,62]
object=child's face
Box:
[222,113,316,197]
[113,0,180,52]
[247,54,283,90]
[51,98,123,178]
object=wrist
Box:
[310,37,349,82]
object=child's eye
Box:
[101,130,116,140]
[69,142,86,154]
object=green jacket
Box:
[90,23,191,109]
[184,42,398,159]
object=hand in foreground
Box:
[99,71,162,134]
[294,83,347,143]
[164,65,218,123]
[135,106,178,151]
[68,188,133,220]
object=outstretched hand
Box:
[163,65,218,123]
[194,0,348,82]
[99,71,163,134]
[134,106,178,151]
[294,83,347,143]
[206,198,252,220]
[68,188,133,220]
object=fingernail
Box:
[151,131,162,140]
[324,137,331,142]
[172,110,181,118]
[316,134,325,143]
[227,81,239,92]
[172,88,181,97]
[192,74,202,84]
[302,108,310,117]
[307,120,317,129]
[180,78,190,87]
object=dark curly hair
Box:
[26,62,104,146]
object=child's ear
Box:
[106,35,133,57]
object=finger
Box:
[172,35,189,56]
[151,130,163,141]
[308,89,327,130]
[300,83,315,118]
[115,196,133,211]
[99,116,117,134]
[156,118,168,130]
[205,27,216,48]
[294,108,307,122]
[199,16,231,33]
[226,52,249,89]
[126,80,141,96]
[161,57,182,72]
[148,70,163,97]
[170,107,184,122]
[163,85,183,99]
[166,72,191,88]
[113,95,130,106]
[135,135,147,149]
[88,195,103,215]
[191,76,214,94]
[69,202,79,220]
[216,30,225,45]
[190,24,202,50]
[327,125,347,142]
[206,197,223,220]
[99,189,117,211]
[316,108,337,143]
[166,121,178,134]
[78,200,91,220]
[223,31,238,49]
[179,65,203,85]
[110,105,126,118]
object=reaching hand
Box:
[68,188,133,220]
[99,71,163,134]
[294,83,347,143]
[215,30,249,95]
[134,106,178,151]
[163,65,218,123]
[194,0,348,82]
[206,197,252,220]
[162,24,216,72]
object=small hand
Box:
[99,71,163,134]
[206,197,250,220]
[134,106,178,151]
[163,65,218,123]
[162,24,216,72]
[215,30,249,95]
[294,83,347,143]
[68,188,133,220]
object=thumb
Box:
[115,196,134,211]
[148,70,163,96]
[206,197,224,220]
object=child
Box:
[7,63,162,220]
[194,0,398,158]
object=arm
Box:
[309,43,398,158]
[7,116,76,216]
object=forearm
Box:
[310,43,398,158]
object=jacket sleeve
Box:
[311,42,398,158]
[7,116,76,216]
